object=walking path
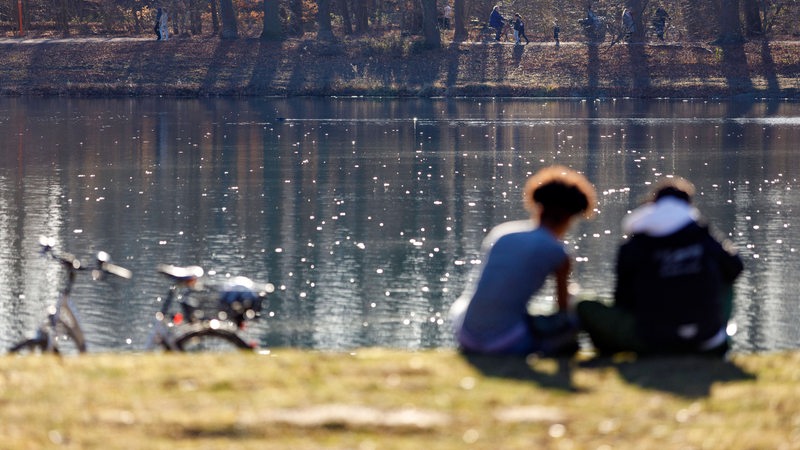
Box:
[0,37,151,44]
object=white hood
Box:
[622,197,699,237]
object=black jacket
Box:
[615,221,743,349]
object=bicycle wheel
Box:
[175,327,253,352]
[9,338,50,354]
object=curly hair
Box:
[523,165,596,222]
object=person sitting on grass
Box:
[450,166,597,356]
[577,178,743,357]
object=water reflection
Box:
[0,97,798,353]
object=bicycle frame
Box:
[146,264,203,351]
[146,264,270,352]
[10,237,132,354]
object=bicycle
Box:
[145,263,273,352]
[9,237,132,355]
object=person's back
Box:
[451,166,596,356]
[578,178,743,356]
[617,207,736,350]
[460,226,567,348]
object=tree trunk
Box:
[623,0,647,42]
[717,0,743,43]
[58,0,70,37]
[210,0,220,34]
[219,0,238,39]
[289,0,303,35]
[353,0,369,33]
[742,0,762,37]
[261,0,283,39]
[317,0,335,41]
[337,0,353,35]
[419,0,441,47]
[452,0,465,42]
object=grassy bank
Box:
[1,36,799,98]
[1,349,798,449]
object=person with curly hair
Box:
[450,165,596,356]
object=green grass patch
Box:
[0,349,798,449]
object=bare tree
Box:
[742,0,763,37]
[57,0,70,36]
[210,0,220,35]
[419,0,441,47]
[353,0,369,33]
[317,0,335,40]
[625,0,648,42]
[337,0,353,34]
[262,0,283,39]
[453,0,466,42]
[219,0,238,39]
[289,0,304,35]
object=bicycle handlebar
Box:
[38,236,132,280]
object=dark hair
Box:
[534,183,589,223]
[652,177,695,203]
[523,165,596,222]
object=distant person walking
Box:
[652,6,670,40]
[158,7,169,41]
[512,13,529,45]
[489,5,506,41]
[443,3,453,30]
[154,8,163,40]
[553,20,560,46]
[622,8,635,41]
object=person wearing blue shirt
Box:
[450,166,597,356]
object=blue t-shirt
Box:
[459,226,568,351]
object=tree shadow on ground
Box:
[463,353,580,392]
[718,42,755,95]
[580,354,756,398]
[759,39,781,94]
[511,44,524,66]
[627,42,651,92]
[587,43,599,92]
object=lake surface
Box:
[0,97,798,353]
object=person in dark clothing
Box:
[577,178,743,357]
[512,13,529,45]
[154,8,163,40]
[652,6,670,40]
[553,20,560,46]
[621,8,635,41]
[489,5,506,41]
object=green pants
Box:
[576,288,734,356]
[575,301,649,355]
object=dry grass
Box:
[1,349,799,449]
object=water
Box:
[0,97,798,353]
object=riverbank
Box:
[0,349,797,448]
[1,36,799,98]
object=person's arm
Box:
[555,257,571,311]
[614,241,636,311]
[706,226,744,282]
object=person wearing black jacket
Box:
[577,178,743,356]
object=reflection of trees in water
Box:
[1,98,799,351]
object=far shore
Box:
[1,36,799,98]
